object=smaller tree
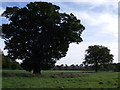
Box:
[83,45,113,72]
[2,53,21,70]
[2,55,11,69]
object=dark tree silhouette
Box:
[2,2,85,74]
[83,45,113,72]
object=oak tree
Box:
[2,2,85,74]
[83,45,113,72]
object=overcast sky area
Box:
[0,0,119,65]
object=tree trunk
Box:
[33,68,41,74]
[95,68,98,72]
[95,61,98,72]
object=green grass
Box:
[2,70,119,88]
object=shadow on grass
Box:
[2,72,89,78]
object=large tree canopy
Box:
[2,2,85,74]
[83,45,113,72]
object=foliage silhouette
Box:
[83,45,113,72]
[2,2,85,74]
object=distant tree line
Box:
[82,63,120,72]
[52,64,84,70]
[51,63,120,72]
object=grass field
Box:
[2,70,120,89]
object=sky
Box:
[0,0,119,65]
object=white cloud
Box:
[74,11,118,38]
[101,14,118,37]
[57,1,118,39]
[0,7,5,18]
[0,6,6,25]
